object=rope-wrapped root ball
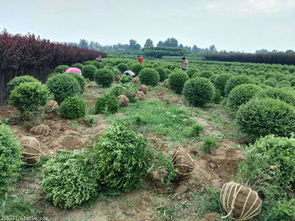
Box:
[20,136,44,165]
[115,74,121,81]
[30,124,52,136]
[136,91,145,100]
[220,182,262,220]
[172,147,195,181]
[117,95,129,107]
[45,100,59,112]
[131,77,139,83]
[139,84,148,94]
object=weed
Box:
[200,136,219,153]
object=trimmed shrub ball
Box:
[64,73,87,94]
[9,82,50,113]
[46,74,81,104]
[95,94,119,114]
[54,65,70,73]
[59,96,86,120]
[47,72,61,79]
[138,68,160,86]
[227,84,261,108]
[0,124,23,193]
[120,75,132,84]
[236,98,295,138]
[130,63,144,75]
[186,69,199,78]
[255,88,295,107]
[42,150,100,209]
[117,63,128,73]
[183,77,215,107]
[94,68,114,87]
[65,67,82,74]
[72,63,84,70]
[7,75,40,95]
[110,84,127,97]
[168,70,189,94]
[225,75,254,96]
[94,123,150,192]
[212,73,233,96]
[82,65,97,81]
[238,135,295,200]
[278,80,292,88]
[155,67,168,81]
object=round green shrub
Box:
[72,63,84,70]
[186,69,199,78]
[117,63,128,73]
[130,63,144,75]
[47,72,61,79]
[198,71,214,79]
[227,84,261,108]
[212,73,233,96]
[155,67,167,81]
[42,150,100,209]
[54,65,70,73]
[59,96,86,120]
[168,70,189,94]
[0,124,23,193]
[82,65,97,81]
[183,77,215,106]
[83,61,93,65]
[110,85,127,97]
[46,74,81,104]
[94,123,150,191]
[7,75,40,95]
[95,94,119,114]
[225,75,254,95]
[239,135,295,200]
[94,69,114,87]
[120,75,132,84]
[64,73,87,94]
[236,98,295,138]
[9,82,50,113]
[255,88,295,106]
[264,79,277,87]
[278,80,291,88]
[91,61,102,69]
[138,68,160,86]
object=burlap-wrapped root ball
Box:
[117,95,129,107]
[220,182,262,220]
[30,124,52,136]
[139,84,148,94]
[131,77,139,83]
[136,91,145,100]
[172,147,195,181]
[45,100,59,113]
[20,136,44,165]
[115,74,121,81]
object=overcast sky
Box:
[1,0,295,52]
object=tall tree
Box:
[144,39,154,48]
[209,45,217,52]
[129,39,141,51]
[79,39,88,49]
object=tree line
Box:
[66,37,217,53]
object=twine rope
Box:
[221,182,262,220]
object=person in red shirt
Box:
[137,55,143,64]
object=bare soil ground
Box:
[1,82,246,221]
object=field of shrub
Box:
[0,57,294,221]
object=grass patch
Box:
[0,193,44,220]
[106,100,195,142]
